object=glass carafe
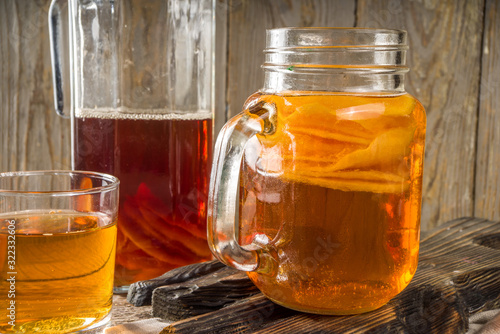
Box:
[49,0,214,290]
[208,28,426,314]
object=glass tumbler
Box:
[0,170,119,333]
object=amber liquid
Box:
[74,110,212,286]
[0,211,116,333]
[239,93,426,314]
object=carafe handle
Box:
[48,0,71,118]
[208,100,278,274]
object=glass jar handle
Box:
[208,100,278,275]
[48,0,71,118]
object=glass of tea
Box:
[48,0,214,290]
[0,170,119,333]
[208,28,426,315]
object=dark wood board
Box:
[136,217,500,333]
[151,267,259,321]
[474,0,500,221]
[128,260,227,307]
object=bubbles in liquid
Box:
[75,108,212,121]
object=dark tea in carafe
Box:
[74,109,212,286]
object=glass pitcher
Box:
[208,28,426,314]
[49,0,214,290]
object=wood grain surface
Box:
[140,217,500,333]
[0,0,71,172]
[356,0,485,229]
[224,0,355,121]
[1,0,500,230]
[475,0,500,221]
[111,294,153,327]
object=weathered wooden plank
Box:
[110,294,153,327]
[225,0,355,120]
[152,267,258,321]
[0,0,71,172]
[128,260,226,306]
[474,0,500,221]
[214,0,230,136]
[159,294,295,334]
[356,0,484,230]
[152,217,500,333]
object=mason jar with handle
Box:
[49,0,215,291]
[208,27,426,315]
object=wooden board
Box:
[128,260,228,307]
[474,0,500,220]
[224,0,355,123]
[134,217,500,333]
[214,0,229,136]
[111,294,153,327]
[0,0,71,172]
[356,0,485,229]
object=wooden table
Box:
[110,294,153,327]
[116,217,500,333]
